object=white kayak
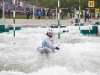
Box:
[37,47,55,54]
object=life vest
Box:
[42,36,54,47]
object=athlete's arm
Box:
[53,30,69,35]
[44,36,56,49]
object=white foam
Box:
[0,26,100,75]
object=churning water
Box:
[0,26,100,75]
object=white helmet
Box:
[47,28,53,33]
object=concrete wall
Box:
[0,19,72,27]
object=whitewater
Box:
[0,26,100,75]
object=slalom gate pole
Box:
[46,15,48,27]
[13,0,16,44]
[79,0,80,30]
[32,5,35,19]
[13,0,15,37]
[56,7,57,20]
[58,0,60,45]
[53,15,54,24]
[2,0,5,19]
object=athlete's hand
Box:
[55,47,60,50]
[66,30,69,33]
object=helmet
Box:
[47,28,53,33]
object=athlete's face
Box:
[48,32,52,37]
